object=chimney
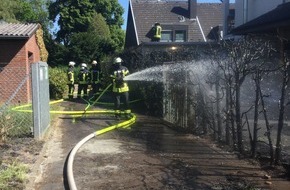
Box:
[188,0,197,19]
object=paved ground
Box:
[25,100,290,190]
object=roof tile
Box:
[131,0,225,43]
[0,23,39,39]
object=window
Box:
[159,25,187,42]
[175,30,186,42]
[160,30,173,42]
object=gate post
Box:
[32,62,50,139]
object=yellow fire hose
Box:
[67,113,136,190]
[11,88,137,190]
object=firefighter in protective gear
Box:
[152,22,162,42]
[89,60,102,100]
[77,63,89,99]
[67,61,75,99]
[110,57,130,118]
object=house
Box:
[231,2,290,51]
[0,23,48,104]
[234,0,290,28]
[125,0,235,49]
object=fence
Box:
[0,66,33,142]
[0,62,50,142]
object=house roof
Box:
[231,2,290,35]
[130,0,225,44]
[0,23,39,39]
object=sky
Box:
[118,0,235,30]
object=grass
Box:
[0,109,32,142]
[0,160,28,190]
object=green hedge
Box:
[48,67,67,99]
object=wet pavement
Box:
[26,100,290,190]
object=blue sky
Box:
[118,0,235,30]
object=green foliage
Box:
[0,160,28,190]
[109,25,125,53]
[0,0,49,27]
[46,36,69,66]
[0,0,19,22]
[0,109,32,141]
[88,13,110,38]
[68,32,116,63]
[93,0,124,27]
[46,0,125,66]
[49,0,95,43]
[48,66,68,99]
[48,0,124,46]
[14,0,38,23]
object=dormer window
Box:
[160,25,188,42]
[175,30,186,42]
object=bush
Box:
[49,67,67,99]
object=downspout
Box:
[129,0,139,45]
[243,0,248,23]
[222,0,229,37]
[196,16,207,42]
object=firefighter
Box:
[151,22,162,42]
[77,63,89,99]
[89,60,102,100]
[67,61,75,100]
[110,57,130,118]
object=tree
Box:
[49,0,94,44]
[275,52,289,164]
[109,25,125,53]
[16,0,49,26]
[0,0,49,26]
[68,32,115,64]
[88,13,110,37]
[92,0,124,27]
[0,0,19,22]
[49,0,124,45]
[224,37,273,154]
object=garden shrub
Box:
[49,67,67,99]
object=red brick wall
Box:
[0,34,41,105]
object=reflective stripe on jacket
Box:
[67,67,74,84]
[153,25,162,39]
[78,69,89,84]
[110,66,129,93]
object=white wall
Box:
[235,0,284,27]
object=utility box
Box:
[32,62,50,139]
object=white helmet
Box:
[114,57,122,64]
[92,60,97,65]
[69,61,75,66]
[81,63,87,68]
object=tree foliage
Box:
[68,32,115,64]
[49,0,124,44]
[0,0,19,22]
[48,0,125,65]
[92,0,124,27]
[88,13,110,37]
[49,0,95,44]
[0,0,49,27]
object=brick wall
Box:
[0,34,41,105]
